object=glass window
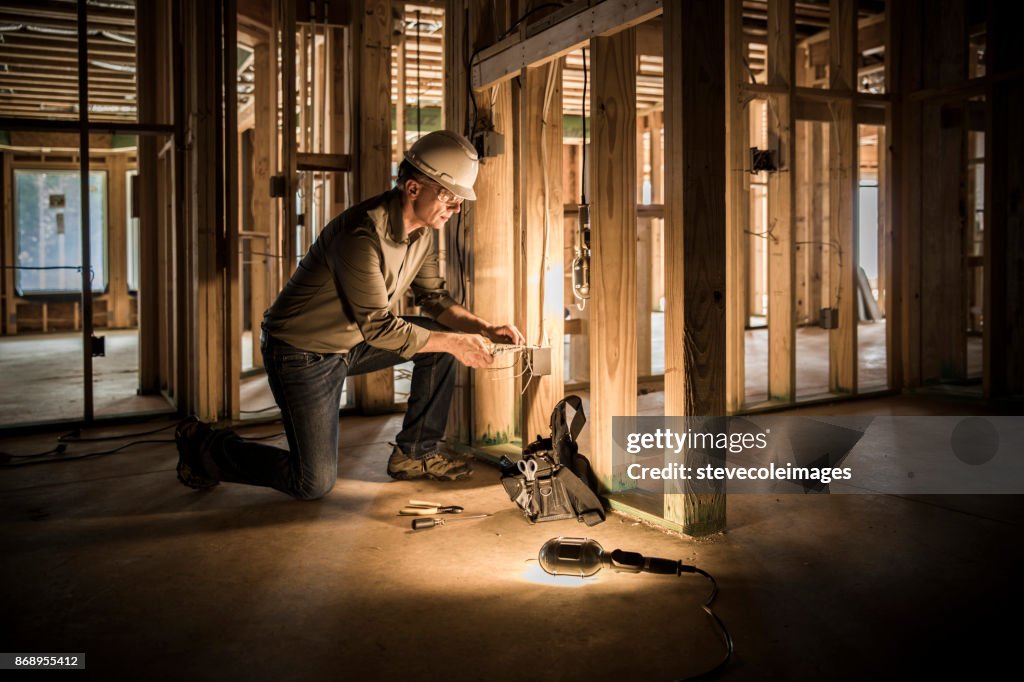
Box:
[14,170,107,294]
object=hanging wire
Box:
[581,47,588,206]
[416,9,422,138]
[575,47,589,313]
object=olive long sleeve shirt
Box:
[262,188,457,358]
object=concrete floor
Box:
[0,330,172,425]
[1,394,1021,681]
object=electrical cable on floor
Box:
[0,438,174,467]
[57,422,177,442]
[676,566,734,682]
[0,444,66,461]
[1,422,287,468]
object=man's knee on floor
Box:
[293,476,336,500]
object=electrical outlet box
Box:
[819,307,839,329]
[269,175,286,197]
[529,346,551,376]
[90,334,106,357]
[749,147,778,173]
[473,130,505,158]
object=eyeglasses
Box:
[425,182,464,207]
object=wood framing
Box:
[278,0,298,279]
[471,0,662,91]
[442,0,471,444]
[636,216,653,376]
[650,111,664,313]
[518,60,565,442]
[395,33,406,162]
[766,0,795,402]
[329,25,349,216]
[724,0,747,412]
[106,153,129,328]
[920,100,966,382]
[663,0,726,535]
[470,77,516,445]
[224,0,241,419]
[77,0,94,420]
[828,0,857,394]
[589,28,637,491]
[249,41,277,371]
[795,119,811,325]
[562,142,590,384]
[185,0,224,420]
[351,0,396,412]
[895,0,921,389]
[986,0,1024,397]
[1,152,13,336]
[636,116,652,376]
[920,0,967,384]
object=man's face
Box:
[410,179,464,229]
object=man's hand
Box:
[436,306,526,346]
[482,323,526,346]
[421,330,494,368]
[450,333,495,368]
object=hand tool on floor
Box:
[411,514,490,530]
[399,503,464,515]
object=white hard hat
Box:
[404,130,479,200]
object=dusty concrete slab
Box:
[1,403,1021,681]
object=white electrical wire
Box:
[537,61,559,348]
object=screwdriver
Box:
[399,504,464,515]
[411,514,490,530]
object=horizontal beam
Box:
[295,152,352,171]
[0,11,134,32]
[0,109,134,122]
[791,98,888,125]
[563,203,664,217]
[0,65,136,81]
[471,0,663,90]
[1,92,134,103]
[0,117,172,134]
[0,49,135,65]
[0,0,134,23]
[0,76,136,90]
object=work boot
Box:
[387,445,472,481]
[175,416,220,490]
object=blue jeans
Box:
[207,316,457,499]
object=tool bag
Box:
[499,395,605,526]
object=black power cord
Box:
[57,422,177,442]
[1,423,286,468]
[580,45,587,205]
[1,438,174,467]
[540,538,733,680]
[677,565,734,681]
